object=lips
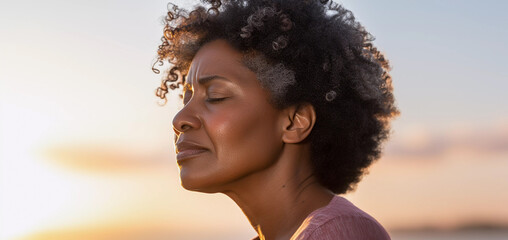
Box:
[175,141,208,162]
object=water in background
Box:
[390,230,508,240]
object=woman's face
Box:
[172,40,286,192]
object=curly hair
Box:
[153,0,399,194]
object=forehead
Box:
[186,40,250,86]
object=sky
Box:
[1,0,507,239]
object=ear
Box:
[281,103,316,144]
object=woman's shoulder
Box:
[291,195,391,240]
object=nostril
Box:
[181,124,192,131]
[172,117,199,133]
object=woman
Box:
[153,0,398,239]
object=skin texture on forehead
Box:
[186,42,266,92]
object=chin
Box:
[180,182,222,194]
[179,173,222,193]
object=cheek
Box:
[207,104,282,167]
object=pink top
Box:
[252,196,391,240]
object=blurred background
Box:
[1,0,507,239]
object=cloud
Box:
[40,143,174,173]
[384,121,508,159]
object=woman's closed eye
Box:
[206,88,231,103]
[206,96,228,103]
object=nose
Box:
[172,103,201,134]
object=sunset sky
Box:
[1,0,507,239]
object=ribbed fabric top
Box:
[252,195,390,240]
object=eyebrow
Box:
[196,75,231,85]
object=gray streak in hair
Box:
[242,52,296,105]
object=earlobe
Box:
[282,103,316,144]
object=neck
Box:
[220,143,334,240]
